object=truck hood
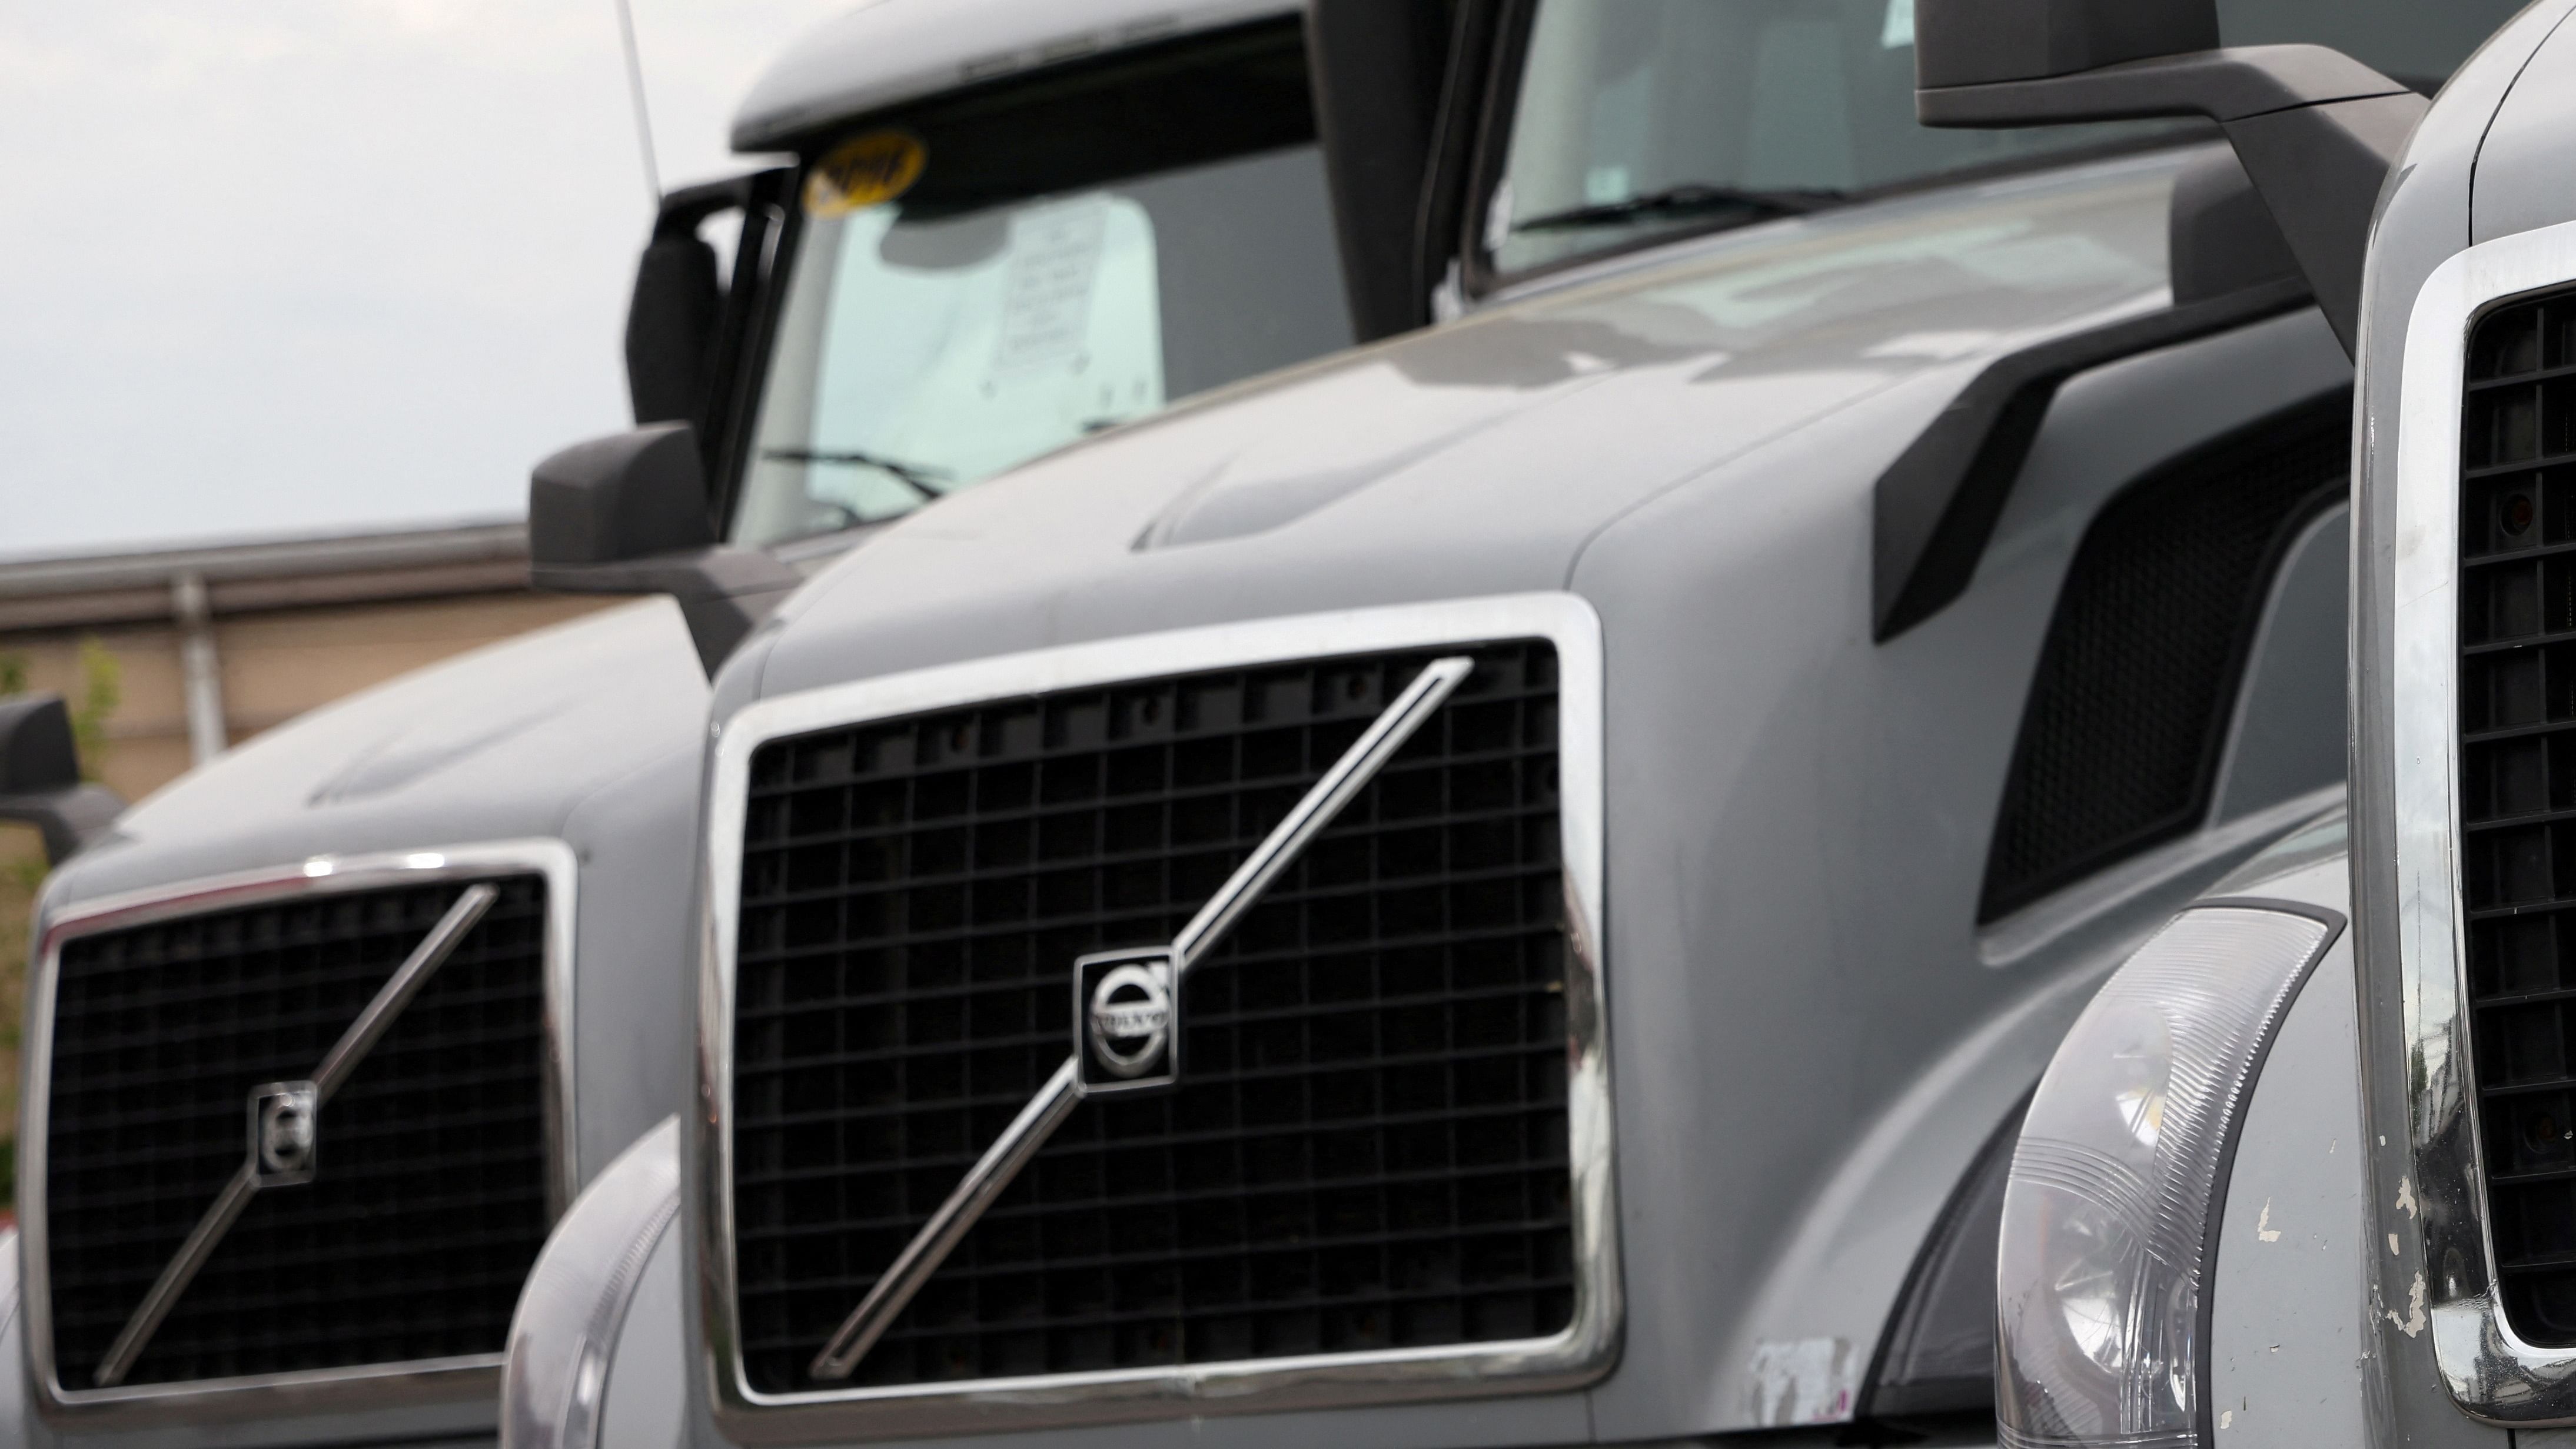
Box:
[52,597,708,905]
[743,147,2186,705]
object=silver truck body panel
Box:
[679,145,2359,1445]
[730,0,1302,152]
[2468,11,2576,247]
[2204,846,2369,1449]
[2213,507,2348,820]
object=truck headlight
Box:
[1996,904,2338,1448]
[501,1116,680,1449]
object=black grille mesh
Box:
[729,642,1573,1394]
[1979,397,2348,920]
[2457,292,2576,1344]
[44,876,553,1388]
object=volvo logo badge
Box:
[1073,948,1177,1094]
[248,1081,320,1185]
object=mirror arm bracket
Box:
[1920,44,2428,354]
[0,785,124,866]
[531,547,802,676]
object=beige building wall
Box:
[0,523,622,801]
[4,591,611,803]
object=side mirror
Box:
[1913,0,2426,355]
[528,425,799,675]
[626,177,757,427]
[530,423,714,566]
[0,695,123,865]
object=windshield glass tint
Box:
[1493,0,2525,277]
[733,23,1352,549]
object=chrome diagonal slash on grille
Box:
[806,655,1477,1382]
[92,883,500,1389]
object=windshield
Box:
[732,22,1352,549]
[1491,0,2527,278]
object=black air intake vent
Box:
[42,876,553,1389]
[1980,397,2348,920]
[2457,292,2576,1345]
[727,643,1573,1394]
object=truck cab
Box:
[1964,0,2576,1445]
[510,4,2514,1448]
[2,6,1374,1447]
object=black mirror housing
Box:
[0,693,79,796]
[0,694,124,865]
[529,423,715,568]
[527,424,799,676]
[624,174,759,427]
[626,235,722,426]
[1915,0,2215,89]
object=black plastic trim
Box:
[1435,0,1531,304]
[1307,1,1455,341]
[1873,277,2312,642]
[704,170,799,540]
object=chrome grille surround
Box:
[21,840,577,1427]
[696,594,1617,1442]
[2392,218,2576,1421]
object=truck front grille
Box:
[41,875,554,1389]
[2458,291,2576,1345]
[727,642,1574,1394]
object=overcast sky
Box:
[0,0,848,561]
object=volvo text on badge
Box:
[1072,948,1178,1094]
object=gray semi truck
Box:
[1949,0,2576,1446]
[494,5,2524,1449]
[0,4,1384,1447]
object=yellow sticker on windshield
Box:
[806,130,925,217]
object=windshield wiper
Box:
[763,447,953,503]
[1512,182,1844,233]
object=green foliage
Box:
[74,637,119,782]
[0,641,119,780]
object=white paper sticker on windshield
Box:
[993,197,1111,375]
[1879,0,1914,49]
